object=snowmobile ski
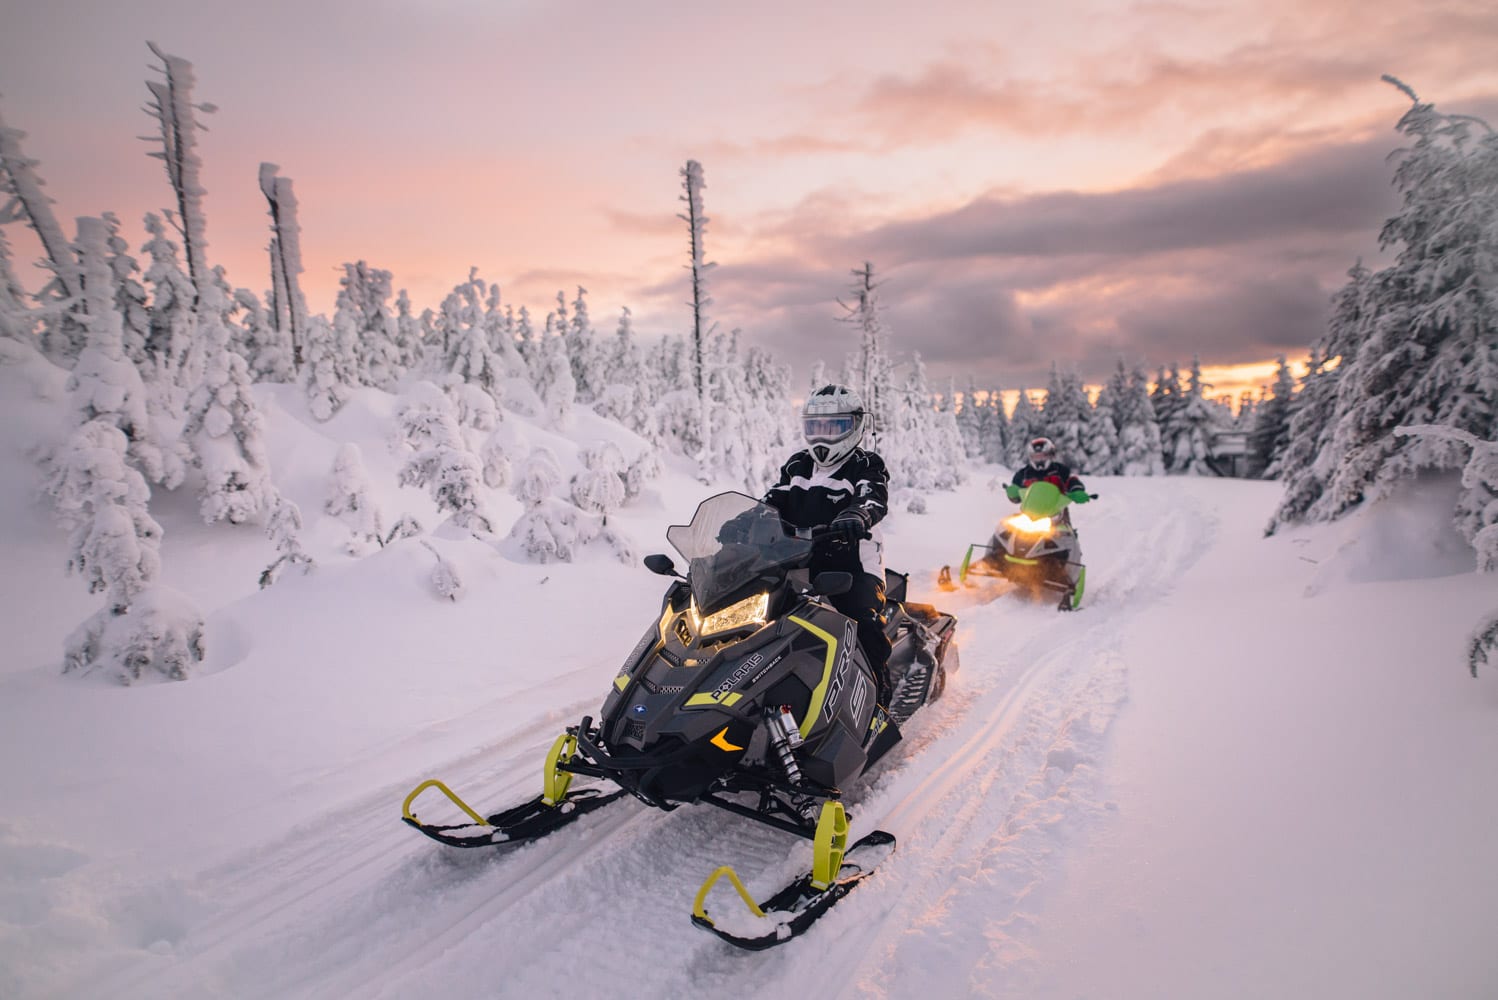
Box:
[401,779,626,848]
[691,828,896,950]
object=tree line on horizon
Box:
[0,50,1492,680]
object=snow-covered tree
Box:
[420,540,464,601]
[1249,356,1296,478]
[67,216,178,486]
[144,43,213,300]
[0,227,31,342]
[571,440,634,562]
[1007,389,1041,466]
[100,212,151,367]
[1040,365,1092,471]
[258,163,308,371]
[508,447,592,562]
[395,382,493,535]
[1088,371,1122,476]
[326,442,385,555]
[337,261,401,390]
[1115,363,1166,476]
[839,262,897,451]
[1272,81,1498,540]
[536,320,576,429]
[181,285,275,524]
[140,212,197,411]
[259,490,314,588]
[0,101,80,320]
[64,586,205,685]
[303,313,360,421]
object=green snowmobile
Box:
[937,480,1096,611]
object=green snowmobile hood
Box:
[1018,480,1069,519]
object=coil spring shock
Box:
[768,705,804,784]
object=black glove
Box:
[828,509,868,543]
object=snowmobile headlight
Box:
[1004,513,1052,535]
[693,592,770,637]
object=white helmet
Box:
[1029,436,1057,468]
[802,384,867,468]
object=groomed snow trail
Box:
[80,483,1217,1000]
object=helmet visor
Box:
[804,414,857,442]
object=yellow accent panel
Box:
[811,800,849,890]
[685,692,743,708]
[542,733,576,806]
[1004,555,1039,566]
[710,727,745,752]
[788,615,838,738]
[614,674,630,691]
[402,779,489,827]
[693,865,766,922]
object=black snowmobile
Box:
[401,491,959,949]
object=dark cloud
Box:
[647,130,1428,392]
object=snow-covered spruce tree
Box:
[1040,365,1092,472]
[1007,389,1040,466]
[47,421,204,683]
[679,161,716,451]
[1392,424,1498,570]
[182,284,275,524]
[594,306,650,433]
[67,216,180,487]
[101,213,151,367]
[419,540,464,601]
[0,101,81,356]
[886,353,963,491]
[702,329,752,488]
[571,440,634,562]
[1248,356,1296,478]
[337,261,401,390]
[536,320,577,429]
[258,163,307,371]
[566,286,607,405]
[47,421,161,607]
[302,312,360,421]
[1273,81,1498,543]
[1164,358,1220,475]
[140,212,197,413]
[508,447,592,562]
[259,489,314,587]
[956,378,982,458]
[1087,373,1121,476]
[234,284,291,384]
[742,343,798,488]
[393,290,426,377]
[977,387,1011,465]
[481,282,526,379]
[144,42,214,300]
[839,262,898,451]
[326,442,385,555]
[0,226,31,342]
[1116,362,1166,476]
[624,446,664,503]
[395,381,493,535]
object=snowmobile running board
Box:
[401,779,627,848]
[691,829,896,950]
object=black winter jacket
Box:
[763,449,889,535]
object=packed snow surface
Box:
[1,360,1495,999]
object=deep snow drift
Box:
[1,351,1495,999]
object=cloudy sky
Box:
[3,0,1497,398]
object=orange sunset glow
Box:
[3,0,1497,398]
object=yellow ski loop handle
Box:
[402,779,489,827]
[542,732,577,806]
[692,866,766,923]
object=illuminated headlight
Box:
[1004,513,1052,535]
[691,592,770,637]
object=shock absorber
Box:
[768,705,805,784]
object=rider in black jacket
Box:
[763,384,892,706]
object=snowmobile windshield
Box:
[1018,481,1068,520]
[666,493,813,613]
